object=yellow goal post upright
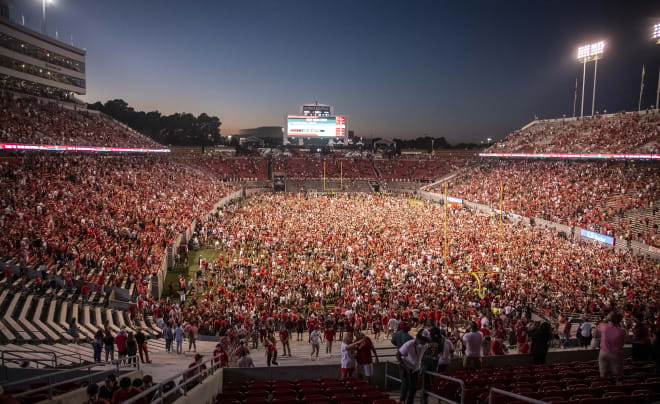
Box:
[441,182,503,299]
[323,160,343,193]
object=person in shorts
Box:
[310,325,322,360]
[340,333,360,380]
[355,331,378,383]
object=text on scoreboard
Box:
[287,115,346,138]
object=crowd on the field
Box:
[0,154,235,294]
[488,111,660,154]
[440,160,659,247]
[0,92,163,148]
[145,194,659,368]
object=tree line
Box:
[88,99,222,146]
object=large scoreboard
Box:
[287,115,346,138]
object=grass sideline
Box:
[162,247,222,298]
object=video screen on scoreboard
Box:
[287,115,346,138]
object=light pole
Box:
[41,0,53,35]
[653,23,660,110]
[577,41,605,117]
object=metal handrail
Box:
[1,350,57,369]
[488,387,548,404]
[374,346,397,358]
[123,353,222,404]
[385,362,466,404]
[5,355,140,400]
[422,371,465,404]
[1,349,84,369]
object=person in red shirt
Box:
[489,334,506,355]
[279,326,291,357]
[115,328,128,362]
[354,331,378,383]
[372,318,381,341]
[185,354,207,389]
[111,377,143,404]
[265,335,279,367]
[81,283,91,303]
[324,326,336,357]
[213,343,229,367]
[516,319,528,352]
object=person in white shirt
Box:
[340,333,360,380]
[396,329,430,404]
[578,318,592,349]
[437,332,454,372]
[480,315,489,330]
[387,317,399,337]
[462,322,483,369]
[310,326,322,361]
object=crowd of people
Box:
[375,156,473,181]
[140,194,658,373]
[488,111,660,154]
[0,154,235,293]
[0,92,164,148]
[439,160,659,246]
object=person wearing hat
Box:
[396,329,430,404]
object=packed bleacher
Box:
[0,154,235,293]
[438,159,659,246]
[487,111,660,154]
[192,155,268,180]
[0,91,165,148]
[375,156,473,181]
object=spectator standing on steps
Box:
[175,323,184,354]
[598,312,626,378]
[115,327,128,363]
[462,322,483,369]
[397,329,430,404]
[135,328,151,363]
[163,323,173,353]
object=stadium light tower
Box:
[577,41,605,117]
[41,0,54,35]
[654,23,660,109]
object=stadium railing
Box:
[123,354,222,404]
[3,355,140,400]
[384,362,466,404]
[488,387,548,404]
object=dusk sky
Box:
[9,0,660,142]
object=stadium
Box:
[0,1,659,404]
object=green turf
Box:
[162,247,223,298]
[407,198,424,207]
